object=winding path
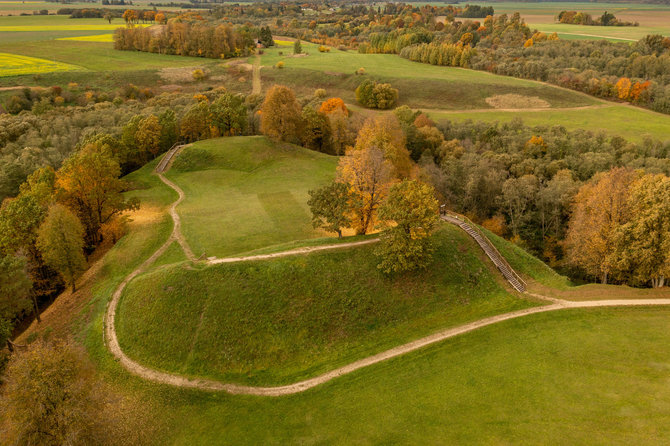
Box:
[103,147,670,396]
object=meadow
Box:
[165,136,338,258]
[427,104,670,143]
[259,42,598,110]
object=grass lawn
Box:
[259,42,597,110]
[115,224,534,386]
[165,136,338,258]
[428,104,670,143]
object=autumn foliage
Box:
[318,97,348,115]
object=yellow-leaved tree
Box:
[353,115,414,179]
[612,173,670,287]
[337,145,393,235]
[564,167,639,284]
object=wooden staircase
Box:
[442,213,527,293]
[155,142,185,174]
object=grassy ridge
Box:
[259,43,597,110]
[166,136,338,258]
[115,224,534,386]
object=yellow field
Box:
[274,39,294,46]
[0,52,80,77]
[57,33,114,42]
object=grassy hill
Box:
[116,224,536,386]
[9,134,668,445]
[165,136,338,258]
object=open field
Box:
[116,224,532,386]
[0,51,80,76]
[165,136,338,258]
[259,41,598,110]
[0,40,216,75]
[427,104,670,143]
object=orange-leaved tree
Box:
[319,97,348,116]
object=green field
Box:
[0,51,80,76]
[427,104,670,143]
[57,33,114,42]
[165,137,338,258]
[259,42,598,110]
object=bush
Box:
[355,80,398,109]
[275,61,284,69]
[314,88,327,98]
[192,69,206,81]
[356,67,366,75]
[318,45,330,53]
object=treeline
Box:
[399,42,475,67]
[459,5,494,18]
[557,10,638,26]
[409,114,670,278]
[114,22,255,59]
[471,35,670,113]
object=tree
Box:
[327,108,352,156]
[307,182,351,238]
[293,39,302,54]
[337,145,393,235]
[612,174,670,287]
[180,101,212,142]
[354,115,413,179]
[501,174,538,238]
[135,115,162,160]
[319,97,348,115]
[210,92,247,136]
[259,26,274,47]
[36,204,86,293]
[56,146,136,248]
[0,254,32,348]
[158,109,179,152]
[565,167,638,284]
[375,180,439,273]
[155,12,166,24]
[355,80,398,109]
[301,107,331,153]
[0,167,58,305]
[0,340,147,446]
[260,85,302,143]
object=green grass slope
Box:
[171,306,670,445]
[259,42,597,110]
[165,136,338,258]
[115,224,536,386]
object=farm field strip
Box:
[0,24,148,31]
[0,51,81,76]
[57,33,114,42]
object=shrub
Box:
[318,45,330,53]
[192,69,206,81]
[275,61,284,69]
[355,80,398,109]
[314,88,327,98]
[356,67,366,75]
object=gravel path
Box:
[103,149,670,397]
